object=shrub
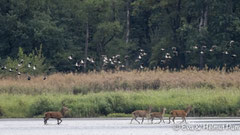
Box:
[193,102,211,116]
[94,96,112,116]
[193,82,215,89]
[211,96,229,116]
[107,113,131,117]
[0,106,4,117]
[70,102,98,117]
[72,86,90,95]
[1,46,48,76]
[29,97,57,117]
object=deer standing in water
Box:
[44,106,69,125]
[150,107,166,124]
[130,107,152,124]
[169,105,192,124]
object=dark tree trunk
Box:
[84,21,89,72]
[199,3,208,70]
[126,0,130,44]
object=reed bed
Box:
[0,89,240,118]
[1,69,240,118]
[0,69,240,94]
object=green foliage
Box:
[107,113,131,117]
[0,105,4,117]
[1,0,240,72]
[0,89,240,118]
[29,97,58,117]
[1,46,47,76]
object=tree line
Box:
[1,0,240,74]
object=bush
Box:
[29,97,58,117]
[211,96,229,116]
[72,86,90,95]
[70,102,98,117]
[1,46,48,76]
[107,113,131,117]
[193,102,211,116]
[193,82,215,89]
[94,96,112,116]
[0,106,4,117]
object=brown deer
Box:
[130,107,152,124]
[169,105,192,124]
[150,107,166,124]
[44,106,69,125]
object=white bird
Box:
[68,55,73,60]
[223,51,229,55]
[165,53,171,59]
[116,54,120,57]
[33,65,36,70]
[75,62,79,67]
[193,46,198,49]
[232,54,237,57]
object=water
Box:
[0,118,240,135]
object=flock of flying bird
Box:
[160,40,237,65]
[0,59,47,80]
[0,40,237,80]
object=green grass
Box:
[0,88,240,118]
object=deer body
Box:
[169,106,192,124]
[130,107,152,124]
[150,108,166,124]
[44,107,69,125]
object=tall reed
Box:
[0,69,240,94]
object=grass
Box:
[0,88,240,118]
[0,69,240,94]
[0,69,240,118]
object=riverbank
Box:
[0,88,240,118]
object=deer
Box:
[130,107,152,124]
[44,106,69,125]
[168,105,192,124]
[150,107,166,124]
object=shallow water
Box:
[0,118,240,135]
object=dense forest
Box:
[1,0,240,74]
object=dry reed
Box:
[0,69,240,94]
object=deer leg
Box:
[151,117,154,124]
[158,118,162,124]
[172,117,175,124]
[130,117,134,124]
[180,117,186,124]
[141,117,144,124]
[135,118,140,124]
[44,118,48,125]
[58,118,62,125]
[168,116,172,124]
[131,116,140,124]
[184,117,187,123]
